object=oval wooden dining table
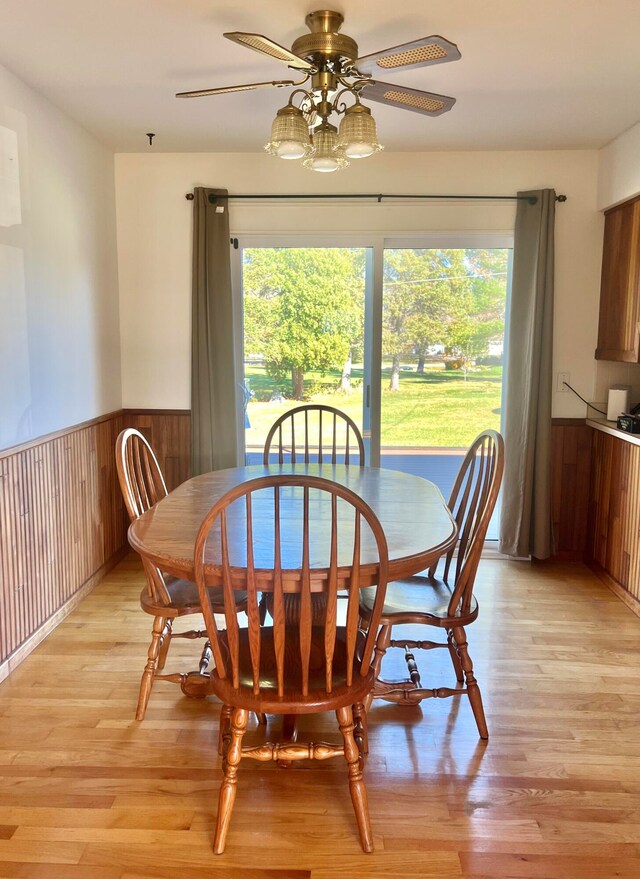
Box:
[129,462,457,582]
[128,463,457,697]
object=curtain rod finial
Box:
[186,193,194,200]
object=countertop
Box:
[587,416,640,447]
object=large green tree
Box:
[383,249,465,390]
[443,249,507,369]
[382,248,507,390]
[243,248,364,400]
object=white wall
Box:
[0,62,121,450]
[115,149,601,418]
[598,122,640,211]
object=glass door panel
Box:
[241,247,368,464]
[380,247,510,538]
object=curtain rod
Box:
[184,192,567,205]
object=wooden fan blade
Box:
[361,81,456,117]
[224,32,315,71]
[355,36,461,75]
[176,80,297,98]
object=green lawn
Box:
[244,362,502,449]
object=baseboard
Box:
[551,550,586,562]
[0,546,128,684]
[587,560,640,618]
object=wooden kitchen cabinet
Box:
[595,195,640,362]
[587,426,640,607]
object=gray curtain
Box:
[191,187,239,475]
[499,189,556,559]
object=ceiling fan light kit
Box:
[177,10,460,173]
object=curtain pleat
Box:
[499,189,555,559]
[190,187,239,475]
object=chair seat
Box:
[210,626,373,714]
[140,577,247,616]
[359,575,478,626]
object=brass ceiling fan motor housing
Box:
[291,10,359,92]
[176,8,461,142]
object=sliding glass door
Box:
[233,234,511,537]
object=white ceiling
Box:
[1,0,640,153]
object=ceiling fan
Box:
[176,10,461,171]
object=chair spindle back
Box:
[116,428,168,520]
[442,430,504,614]
[116,428,171,604]
[194,475,388,699]
[263,405,365,467]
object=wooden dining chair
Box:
[359,430,504,740]
[115,428,247,720]
[263,404,365,466]
[193,474,389,854]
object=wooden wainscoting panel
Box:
[122,410,191,491]
[551,420,592,558]
[0,412,128,676]
[587,428,640,606]
[0,408,192,679]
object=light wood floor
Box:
[1,555,640,878]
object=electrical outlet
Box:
[556,372,570,392]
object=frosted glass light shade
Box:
[338,103,383,159]
[264,104,311,160]
[303,122,349,172]
[276,141,307,159]
[345,142,375,158]
[311,155,339,172]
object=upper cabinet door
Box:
[596,197,640,362]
